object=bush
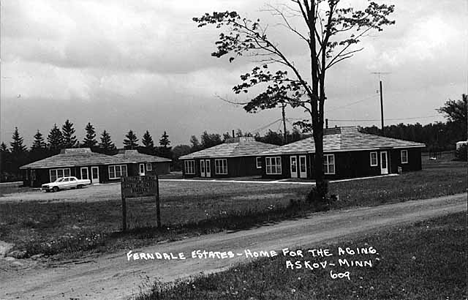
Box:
[455,144,467,161]
[306,180,330,211]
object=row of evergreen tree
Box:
[0,120,172,181]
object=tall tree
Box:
[190,135,201,152]
[9,127,28,178]
[123,130,139,150]
[10,127,27,154]
[99,130,117,154]
[31,130,47,150]
[82,122,98,149]
[159,131,171,148]
[48,124,64,153]
[194,1,395,206]
[30,130,49,162]
[200,131,222,148]
[142,130,155,149]
[62,119,78,148]
[437,94,467,140]
[157,131,172,158]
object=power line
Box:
[327,94,377,112]
[329,115,440,122]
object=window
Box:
[185,160,195,174]
[323,154,335,175]
[370,152,378,166]
[266,157,282,175]
[401,150,408,164]
[146,163,153,171]
[81,167,89,179]
[50,168,71,182]
[108,165,128,179]
[256,157,262,169]
[215,159,228,174]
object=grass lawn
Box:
[0,154,466,259]
[136,212,467,300]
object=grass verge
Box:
[136,212,467,300]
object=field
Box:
[0,153,466,260]
[137,212,467,300]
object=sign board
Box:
[121,175,158,198]
[120,175,161,231]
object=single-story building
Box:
[20,148,171,187]
[112,149,171,177]
[258,126,426,180]
[179,137,278,178]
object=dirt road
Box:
[1,194,465,300]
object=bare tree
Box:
[194,0,395,207]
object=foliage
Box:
[437,94,467,140]
[62,119,78,148]
[141,130,156,154]
[159,131,171,148]
[172,144,192,170]
[123,130,139,150]
[29,130,50,163]
[193,1,395,203]
[82,122,98,149]
[455,144,467,161]
[47,123,64,154]
[10,127,27,154]
[201,131,223,148]
[99,130,117,154]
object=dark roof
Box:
[113,150,171,163]
[259,127,426,156]
[180,137,279,160]
[20,148,122,169]
[20,148,171,170]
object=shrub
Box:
[455,144,467,161]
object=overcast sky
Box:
[1,0,467,148]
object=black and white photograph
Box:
[0,0,466,299]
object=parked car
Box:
[41,176,91,192]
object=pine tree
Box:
[82,122,98,149]
[10,127,27,154]
[0,142,8,152]
[158,131,172,158]
[159,131,171,148]
[142,130,155,154]
[62,119,78,148]
[48,124,64,153]
[123,130,139,150]
[99,130,117,154]
[31,130,47,150]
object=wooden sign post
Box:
[121,175,160,232]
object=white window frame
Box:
[184,160,195,174]
[49,168,71,182]
[146,162,153,171]
[370,152,378,167]
[256,157,262,169]
[401,150,408,164]
[265,157,282,175]
[324,154,335,175]
[108,165,128,179]
[215,159,228,175]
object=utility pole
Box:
[372,72,390,136]
[281,103,287,144]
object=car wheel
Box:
[52,187,59,192]
[77,185,83,189]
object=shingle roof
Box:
[180,137,279,159]
[20,148,122,169]
[113,150,172,163]
[20,148,172,169]
[259,127,426,156]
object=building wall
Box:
[182,157,262,178]
[262,148,423,180]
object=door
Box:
[80,167,89,180]
[205,160,211,177]
[91,166,99,183]
[200,160,206,177]
[290,156,298,178]
[139,163,145,176]
[380,151,389,175]
[299,155,307,178]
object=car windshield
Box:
[56,178,65,182]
